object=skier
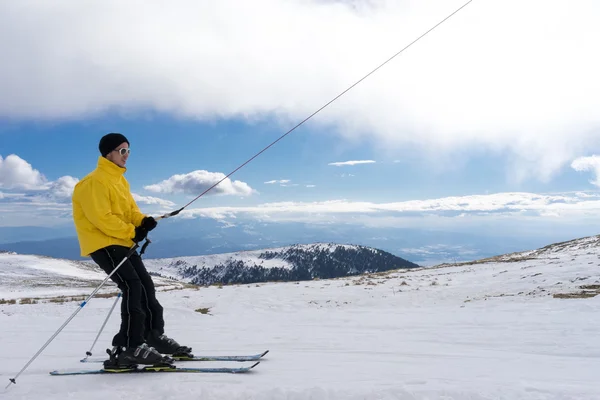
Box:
[71,133,192,368]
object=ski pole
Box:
[80,291,121,362]
[6,243,140,389]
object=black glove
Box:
[133,225,148,243]
[141,216,157,232]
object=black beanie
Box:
[99,133,129,157]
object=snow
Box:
[1,237,600,399]
[0,254,107,300]
[0,254,184,301]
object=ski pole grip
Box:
[140,239,151,256]
[156,207,184,220]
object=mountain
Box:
[142,243,420,285]
[463,233,600,263]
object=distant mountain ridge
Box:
[441,234,600,266]
[143,243,420,285]
[0,221,571,265]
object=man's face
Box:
[106,142,130,168]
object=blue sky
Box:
[1,0,600,246]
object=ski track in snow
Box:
[1,238,599,399]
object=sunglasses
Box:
[114,148,131,156]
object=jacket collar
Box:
[97,156,126,177]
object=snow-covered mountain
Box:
[453,233,600,264]
[142,243,420,286]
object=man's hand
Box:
[132,217,157,243]
[141,216,157,232]
[133,225,148,243]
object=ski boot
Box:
[103,347,135,371]
[146,331,193,358]
[103,343,174,370]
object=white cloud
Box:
[1,1,599,183]
[144,170,255,196]
[0,192,26,201]
[0,153,177,223]
[45,176,79,199]
[3,189,600,235]
[571,155,600,187]
[0,154,80,203]
[328,160,376,167]
[177,191,600,228]
[24,175,79,204]
[132,193,176,207]
[0,189,177,227]
[0,202,73,226]
[264,179,300,187]
[0,154,47,190]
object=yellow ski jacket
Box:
[72,156,146,257]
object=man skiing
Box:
[71,133,192,368]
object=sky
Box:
[1,0,600,243]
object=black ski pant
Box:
[90,245,165,348]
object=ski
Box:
[50,362,260,376]
[172,350,269,362]
[81,349,269,363]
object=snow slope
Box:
[0,252,186,302]
[1,236,599,399]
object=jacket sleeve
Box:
[79,179,136,240]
